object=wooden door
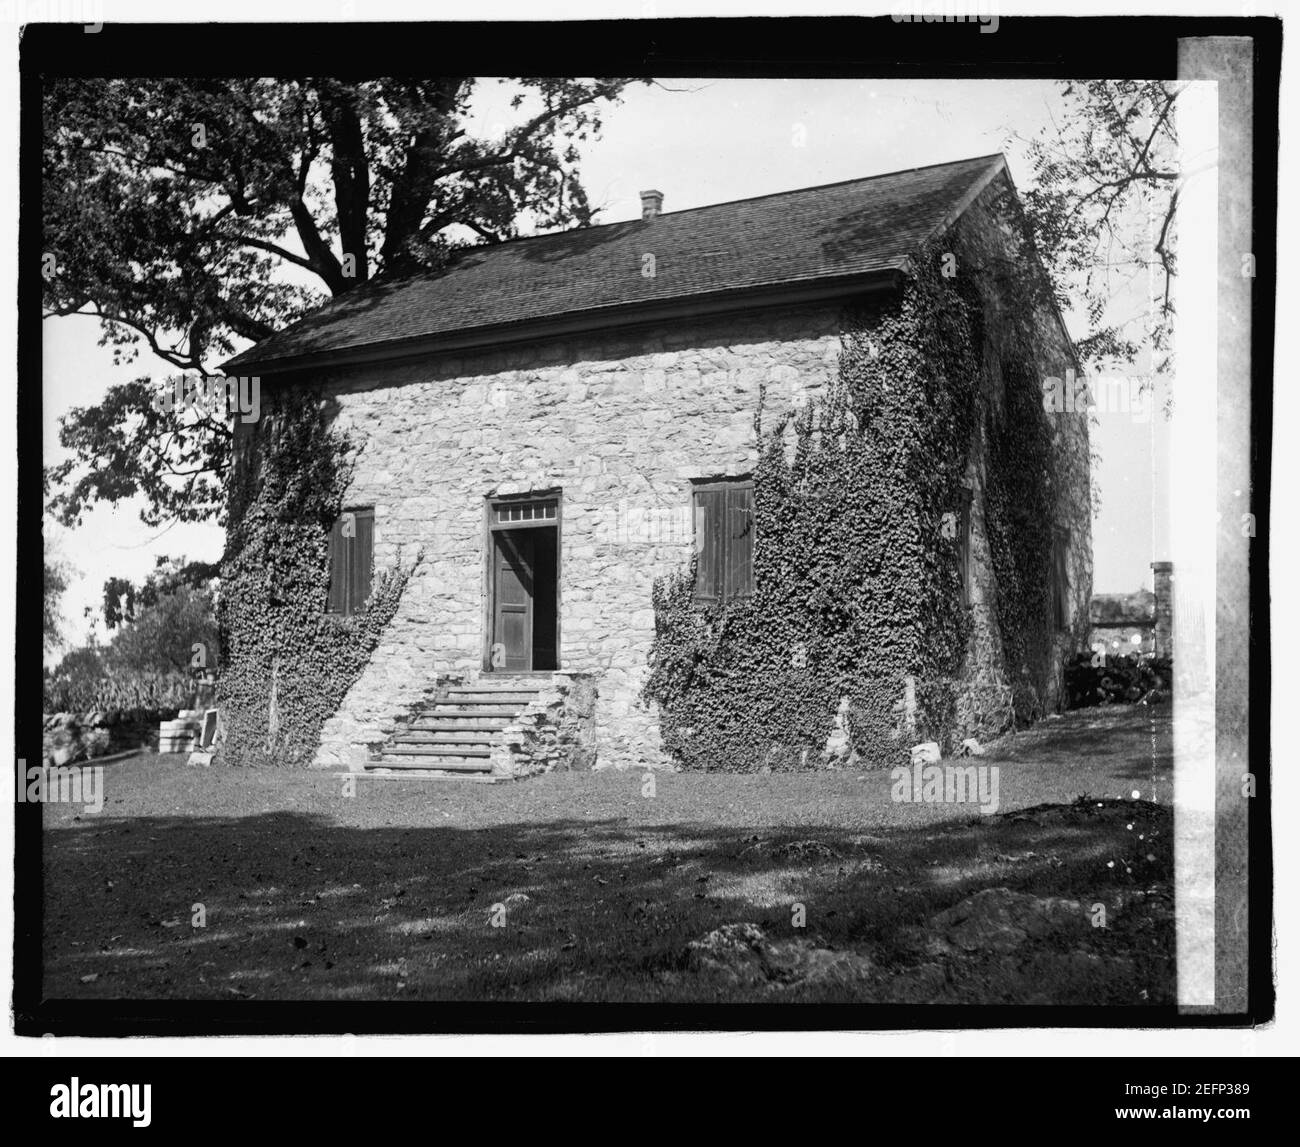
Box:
[492,531,534,671]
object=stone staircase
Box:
[366,679,546,780]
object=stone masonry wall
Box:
[946,176,1093,737]
[297,303,845,769]
[489,671,598,778]
[1042,307,1095,708]
[251,241,1087,770]
[954,412,1015,742]
[951,326,1093,735]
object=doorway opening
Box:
[485,493,560,673]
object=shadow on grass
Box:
[44,796,1173,1005]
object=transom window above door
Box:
[494,499,558,524]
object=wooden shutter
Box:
[725,484,754,599]
[694,488,725,602]
[326,516,348,614]
[695,482,753,602]
[350,509,374,613]
[326,508,375,616]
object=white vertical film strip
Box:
[1171,77,1218,1009]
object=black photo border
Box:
[14,13,1280,1036]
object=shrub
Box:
[42,669,195,714]
[1064,652,1172,708]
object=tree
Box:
[106,583,220,678]
[49,642,106,690]
[44,77,642,527]
[43,557,71,654]
[43,558,218,711]
[102,555,219,630]
[1019,80,1181,376]
[101,556,220,675]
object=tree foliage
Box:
[44,556,218,710]
[102,554,219,629]
[47,643,106,692]
[44,76,641,527]
[1020,80,1181,375]
[101,555,221,675]
[43,557,71,654]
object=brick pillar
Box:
[1151,561,1173,657]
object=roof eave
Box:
[916,153,1008,251]
[221,267,906,379]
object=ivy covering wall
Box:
[216,390,417,768]
[983,352,1058,725]
[966,179,1075,725]
[644,190,1071,771]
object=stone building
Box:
[224,154,1092,777]
[1090,562,1174,658]
[1090,586,1159,655]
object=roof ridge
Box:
[464,151,1007,256]
[223,151,1015,373]
[249,152,1007,314]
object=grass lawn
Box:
[43,704,1173,1004]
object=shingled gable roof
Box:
[224,153,1008,374]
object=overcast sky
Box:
[43,77,1171,651]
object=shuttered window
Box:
[694,480,754,603]
[326,507,375,616]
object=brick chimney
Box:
[1151,561,1173,657]
[640,189,664,220]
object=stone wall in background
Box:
[41,709,176,766]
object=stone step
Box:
[380,744,491,759]
[404,726,510,738]
[390,730,497,745]
[372,678,551,777]
[441,692,540,705]
[377,759,496,769]
[365,761,499,779]
[373,754,493,769]
[409,714,515,731]
[427,706,527,718]
[382,720,507,733]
